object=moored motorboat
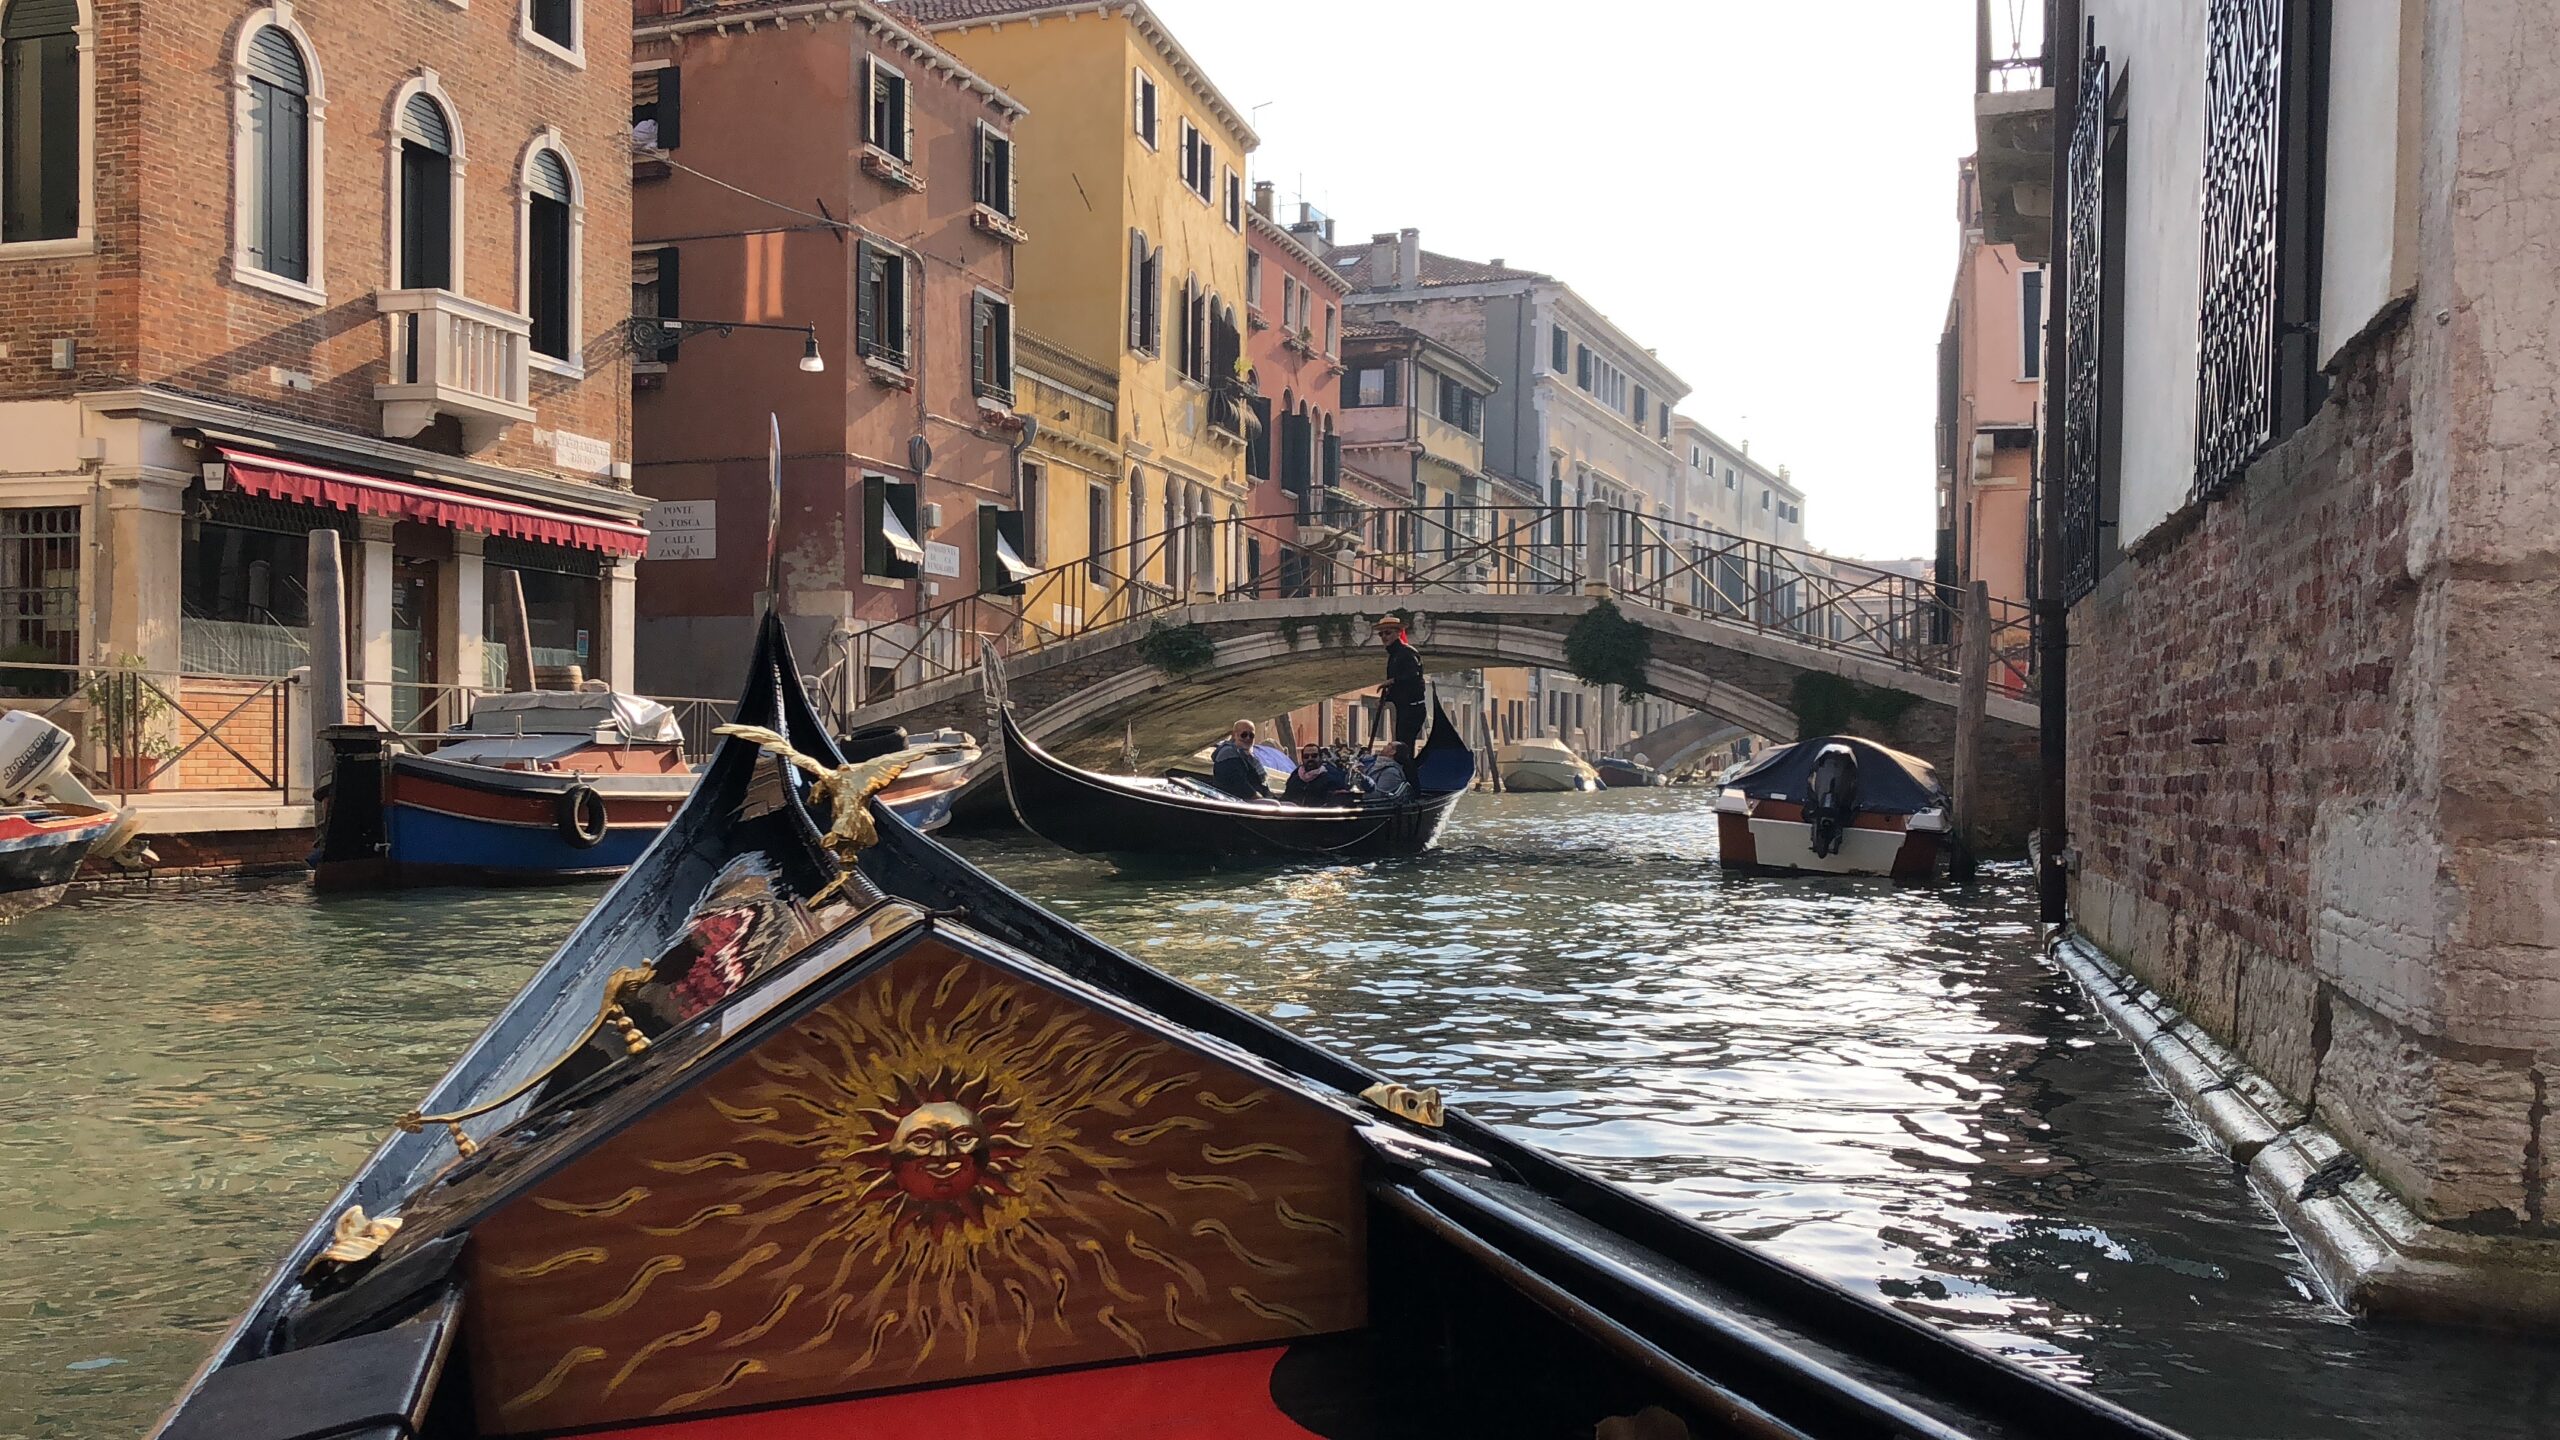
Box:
[1497,736,1602,792]
[1002,705,1470,863]
[312,689,698,891]
[1714,734,1948,879]
[0,711,145,918]
[1594,754,1668,788]
[153,614,2186,1440]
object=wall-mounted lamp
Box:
[622,316,825,374]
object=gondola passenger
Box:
[1356,747,1411,801]
[1284,743,1355,804]
[1211,721,1271,800]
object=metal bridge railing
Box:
[805,503,2029,725]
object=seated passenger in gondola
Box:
[1211,721,1271,800]
[1355,747,1411,801]
[1284,743,1356,804]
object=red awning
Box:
[213,447,649,558]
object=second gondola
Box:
[999,704,1472,862]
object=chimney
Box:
[1489,258,1505,268]
[1252,180,1275,220]
[1397,229,1421,290]
[1368,232,1398,288]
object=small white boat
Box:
[1496,737,1603,793]
[1714,736,1947,879]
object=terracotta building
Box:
[0,0,642,757]
[628,0,1027,701]
[1238,187,1347,595]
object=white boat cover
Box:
[463,690,684,743]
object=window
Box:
[1632,385,1648,426]
[1575,344,1592,391]
[1346,365,1397,409]
[973,122,1013,216]
[1323,304,1335,355]
[630,244,678,363]
[1761,489,1771,511]
[855,239,909,368]
[395,90,456,291]
[2019,265,2045,380]
[1174,277,1208,383]
[0,505,78,666]
[1659,406,1670,440]
[971,291,1013,402]
[1725,466,1737,491]
[1690,444,1703,467]
[1223,166,1242,229]
[1279,275,1295,335]
[865,58,909,162]
[239,24,310,285]
[1132,68,1157,148]
[1245,250,1262,309]
[630,66,678,150]
[526,0,576,57]
[2,0,79,246]
[523,142,578,362]
[1087,484,1110,584]
[1550,325,1568,373]
[1126,229,1160,355]
[1178,120,1211,201]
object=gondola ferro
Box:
[151,615,2188,1440]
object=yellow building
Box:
[906,1,1256,596]
[1013,329,1123,634]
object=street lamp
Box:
[622,316,825,372]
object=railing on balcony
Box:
[376,288,536,449]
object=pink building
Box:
[1934,156,2043,625]
[1238,186,1349,595]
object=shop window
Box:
[484,537,601,690]
[179,493,346,677]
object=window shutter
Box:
[530,149,573,203]
[246,25,306,87]
[401,93,452,154]
[970,293,987,387]
[1004,132,1016,215]
[863,57,879,147]
[900,74,913,162]
[654,245,681,361]
[656,67,682,148]
[971,124,988,205]
[1128,232,1145,350]
[1148,246,1164,354]
[1323,433,1342,489]
[855,240,880,356]
[1383,363,1400,408]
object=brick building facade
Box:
[1238,187,1345,596]
[0,0,644,776]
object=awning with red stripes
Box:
[213,447,649,558]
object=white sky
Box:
[1148,0,1981,563]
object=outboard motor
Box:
[1805,742,1860,859]
[838,723,910,763]
[0,710,149,863]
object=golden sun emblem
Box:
[857,1072,1027,1224]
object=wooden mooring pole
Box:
[307,528,347,766]
[1950,580,1990,879]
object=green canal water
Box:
[2,789,2554,1438]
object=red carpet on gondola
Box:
[579,1345,1324,1439]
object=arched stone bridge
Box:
[847,590,2042,851]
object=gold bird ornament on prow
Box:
[711,725,922,863]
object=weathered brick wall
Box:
[0,0,634,481]
[2059,316,2550,1229]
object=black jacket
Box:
[1382,637,1424,706]
[1283,762,1354,804]
[1210,739,1269,800]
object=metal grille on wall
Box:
[2061,44,2110,602]
[2194,0,2287,501]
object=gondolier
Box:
[1373,614,1425,760]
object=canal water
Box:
[2,789,2553,1439]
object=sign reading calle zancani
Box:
[923,541,962,578]
[647,500,716,561]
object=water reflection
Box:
[0,792,2552,1439]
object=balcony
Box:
[375,289,535,451]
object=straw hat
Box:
[1372,614,1407,634]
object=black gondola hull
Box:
[998,706,1467,862]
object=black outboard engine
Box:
[1805,742,1860,859]
[837,722,910,762]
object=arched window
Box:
[395,89,456,290]
[521,139,579,363]
[241,26,309,281]
[2,0,82,245]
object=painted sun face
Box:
[887,1101,986,1204]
